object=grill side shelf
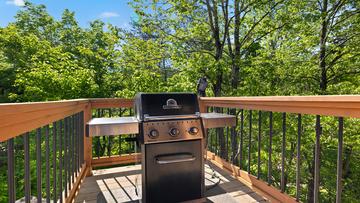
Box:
[86,117,139,137]
[200,113,236,129]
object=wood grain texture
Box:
[91,153,141,168]
[84,103,93,176]
[66,164,89,203]
[206,151,297,203]
[200,95,360,118]
[3,95,360,142]
[0,98,133,142]
[75,161,268,203]
[89,98,134,109]
[0,100,89,142]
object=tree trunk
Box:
[343,146,353,179]
[306,146,315,203]
[205,0,224,97]
[284,142,296,192]
[205,0,226,157]
[319,0,328,93]
[230,0,241,90]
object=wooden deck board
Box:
[75,161,268,203]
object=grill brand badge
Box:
[163,98,182,109]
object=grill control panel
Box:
[142,119,203,144]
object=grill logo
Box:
[163,98,182,109]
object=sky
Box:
[0,0,135,28]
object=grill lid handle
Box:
[162,98,182,110]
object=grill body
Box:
[142,139,203,202]
[135,93,204,203]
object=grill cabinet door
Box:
[143,140,203,203]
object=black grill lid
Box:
[134,92,199,121]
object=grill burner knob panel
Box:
[169,128,180,137]
[189,127,199,135]
[143,119,202,143]
[149,129,159,139]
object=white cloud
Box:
[5,0,25,6]
[99,12,120,18]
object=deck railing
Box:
[0,99,90,203]
[1,96,359,203]
[199,96,360,203]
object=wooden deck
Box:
[75,161,268,203]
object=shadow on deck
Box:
[75,161,268,203]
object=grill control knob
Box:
[189,127,199,135]
[149,129,159,139]
[169,128,180,137]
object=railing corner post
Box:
[198,97,208,113]
[84,102,93,176]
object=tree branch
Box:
[247,23,287,49]
[239,0,284,48]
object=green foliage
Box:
[0,0,360,202]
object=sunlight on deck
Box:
[75,161,268,203]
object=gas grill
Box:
[86,92,236,203]
[136,93,204,203]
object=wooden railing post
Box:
[83,102,93,176]
[198,97,208,113]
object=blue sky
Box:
[0,0,135,28]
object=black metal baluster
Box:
[101,109,106,155]
[24,132,31,203]
[77,113,80,171]
[226,130,229,160]
[231,109,238,164]
[72,115,75,184]
[119,108,122,156]
[239,109,244,168]
[314,115,321,202]
[75,114,78,176]
[45,125,50,203]
[96,109,101,158]
[68,117,72,190]
[64,118,68,198]
[207,128,211,153]
[248,110,252,173]
[268,112,273,185]
[7,138,15,203]
[80,112,84,164]
[221,108,224,158]
[226,109,229,161]
[129,109,135,154]
[336,117,344,203]
[296,114,301,201]
[108,136,112,157]
[208,107,217,154]
[73,114,77,177]
[281,113,286,193]
[108,109,112,157]
[36,128,42,203]
[59,120,63,203]
[257,111,262,179]
[53,122,57,203]
[211,129,215,155]
[77,113,80,173]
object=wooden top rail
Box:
[0,99,89,142]
[89,98,134,109]
[0,98,135,142]
[199,95,360,118]
[2,95,360,142]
